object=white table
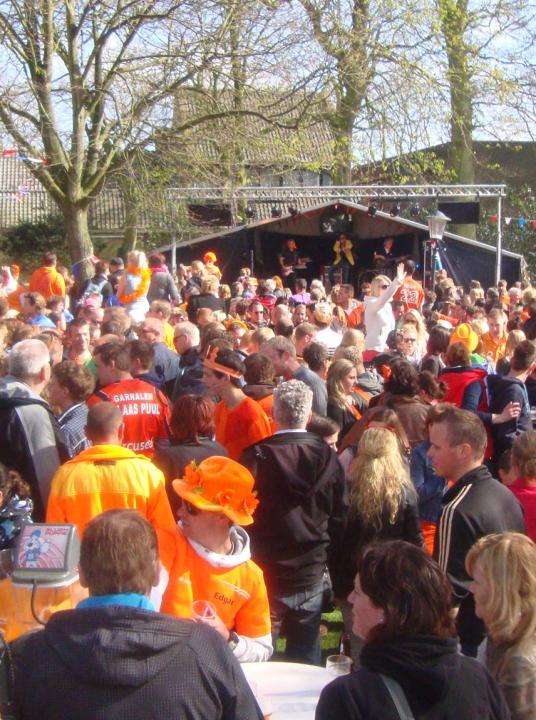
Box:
[241,661,334,720]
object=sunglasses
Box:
[178,498,201,516]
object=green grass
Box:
[274,607,344,663]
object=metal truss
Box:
[165,184,506,202]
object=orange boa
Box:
[118,267,151,305]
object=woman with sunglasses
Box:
[363,263,406,358]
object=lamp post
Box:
[426,209,450,290]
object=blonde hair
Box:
[326,358,355,409]
[127,250,148,270]
[469,287,485,304]
[471,318,488,337]
[403,309,427,344]
[349,427,413,530]
[340,328,364,348]
[466,533,536,652]
[522,286,536,306]
[511,430,536,479]
[201,275,219,294]
[505,329,526,357]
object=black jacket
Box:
[434,464,525,645]
[240,431,348,594]
[11,606,262,720]
[0,379,69,520]
[329,488,424,598]
[487,373,532,456]
[316,636,510,720]
[171,347,205,401]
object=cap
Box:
[203,252,217,264]
[172,457,259,525]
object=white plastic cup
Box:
[326,654,352,676]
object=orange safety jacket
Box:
[46,444,175,538]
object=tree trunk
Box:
[121,198,139,255]
[61,202,94,283]
[439,0,476,237]
[331,110,355,185]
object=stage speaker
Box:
[319,212,353,235]
[438,201,480,225]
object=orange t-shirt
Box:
[159,527,271,639]
[28,266,66,299]
[87,378,171,457]
[394,278,424,312]
[214,396,271,460]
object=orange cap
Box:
[204,252,217,264]
[172,457,259,525]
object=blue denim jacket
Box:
[410,440,448,523]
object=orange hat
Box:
[449,322,478,353]
[204,251,217,264]
[202,346,242,378]
[225,317,248,333]
[172,457,259,525]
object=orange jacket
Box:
[46,444,175,538]
[28,266,66,299]
[214,396,271,460]
[159,526,271,639]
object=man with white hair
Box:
[171,321,205,400]
[240,380,347,665]
[138,316,181,397]
[0,339,68,519]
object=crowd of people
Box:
[0,246,535,719]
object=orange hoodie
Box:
[46,444,175,538]
[29,266,66,299]
[159,525,271,639]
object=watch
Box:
[228,631,239,651]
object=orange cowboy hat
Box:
[449,323,478,353]
[172,457,259,526]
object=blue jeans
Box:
[269,579,324,666]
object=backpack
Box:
[82,276,107,299]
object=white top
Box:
[363,277,402,352]
[241,661,334,720]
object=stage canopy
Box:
[159,199,522,288]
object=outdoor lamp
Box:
[427,209,450,240]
